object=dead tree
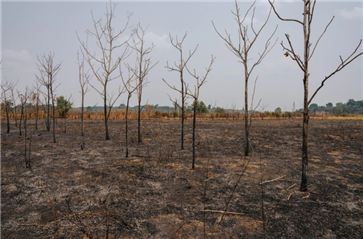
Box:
[24,106,32,169]
[1,78,17,133]
[167,54,215,169]
[186,56,215,169]
[36,52,62,143]
[10,87,19,127]
[17,90,28,136]
[121,67,139,158]
[127,23,158,143]
[162,32,198,150]
[77,51,91,136]
[19,88,31,169]
[213,0,277,156]
[259,102,269,120]
[268,0,363,191]
[33,81,42,130]
[77,2,130,140]
[231,101,238,120]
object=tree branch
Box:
[268,0,304,25]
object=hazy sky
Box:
[1,0,362,111]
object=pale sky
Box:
[1,0,362,112]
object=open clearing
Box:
[1,118,362,238]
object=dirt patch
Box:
[1,118,363,238]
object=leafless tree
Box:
[259,102,269,120]
[121,67,139,158]
[127,23,158,143]
[10,87,19,127]
[169,97,181,118]
[162,32,198,150]
[36,52,62,143]
[77,51,91,136]
[77,1,131,140]
[291,102,296,114]
[186,56,216,169]
[33,81,42,130]
[249,77,262,128]
[213,0,278,156]
[268,0,363,191]
[231,101,238,120]
[210,100,218,120]
[19,88,32,169]
[17,88,30,137]
[1,78,17,133]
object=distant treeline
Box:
[71,104,176,113]
[71,99,363,115]
[297,99,363,115]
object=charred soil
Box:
[1,118,363,238]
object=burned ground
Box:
[1,118,362,238]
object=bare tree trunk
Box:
[301,112,309,191]
[181,73,185,150]
[6,105,10,133]
[301,12,310,190]
[11,90,19,127]
[77,51,90,137]
[35,96,39,130]
[81,96,84,136]
[244,63,249,156]
[125,95,131,158]
[24,108,28,167]
[192,100,197,169]
[50,86,56,143]
[19,103,24,136]
[47,86,50,131]
[138,100,141,143]
[104,86,110,140]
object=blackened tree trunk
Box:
[181,71,185,150]
[244,56,249,156]
[35,95,39,130]
[301,111,309,190]
[81,96,84,136]
[47,86,50,131]
[19,103,24,136]
[50,86,56,143]
[301,12,310,190]
[138,100,141,143]
[24,103,31,169]
[192,100,197,169]
[104,85,110,140]
[125,95,131,158]
[6,106,10,133]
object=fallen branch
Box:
[202,210,243,215]
[286,183,296,191]
[259,175,285,185]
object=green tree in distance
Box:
[274,107,282,113]
[215,107,225,114]
[56,96,73,118]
